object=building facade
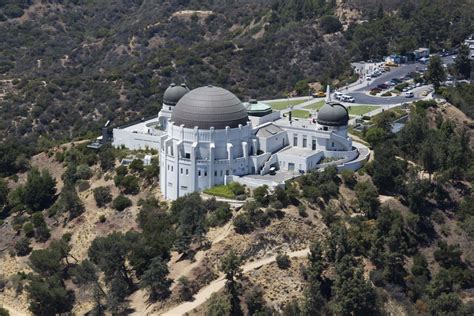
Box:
[113,84,369,200]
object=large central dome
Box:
[171,86,249,129]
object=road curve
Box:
[161,248,310,316]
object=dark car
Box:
[391,78,402,84]
[377,83,388,89]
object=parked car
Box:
[312,91,326,98]
[334,92,343,100]
[366,77,372,81]
[391,78,402,84]
[377,83,389,89]
[405,92,414,98]
[343,96,355,103]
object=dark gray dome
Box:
[163,83,189,106]
[171,86,249,129]
[317,102,349,126]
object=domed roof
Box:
[163,83,189,106]
[317,102,349,126]
[244,99,272,117]
[171,86,249,129]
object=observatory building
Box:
[113,84,369,200]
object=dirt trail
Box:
[129,222,233,315]
[0,303,28,316]
[161,248,310,316]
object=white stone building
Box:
[113,84,369,200]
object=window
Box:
[323,126,328,131]
[331,142,334,147]
[180,168,183,174]
[215,171,217,177]
[220,170,223,176]
[204,171,207,177]
[226,170,229,176]
[293,135,298,146]
[185,153,190,159]
[171,166,173,171]
[168,182,173,187]
[303,137,307,148]
[312,139,316,150]
[186,169,189,175]
[198,170,201,176]
[181,186,188,190]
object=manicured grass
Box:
[347,105,379,116]
[291,109,311,119]
[304,100,325,110]
[266,99,308,110]
[203,185,235,199]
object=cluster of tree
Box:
[345,0,473,61]
[299,166,340,203]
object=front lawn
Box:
[304,100,325,110]
[204,185,235,199]
[348,105,379,116]
[291,109,311,119]
[266,99,308,110]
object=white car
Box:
[342,95,355,103]
[334,92,343,100]
[405,92,414,98]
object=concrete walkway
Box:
[161,248,310,316]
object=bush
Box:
[276,253,291,269]
[99,214,106,223]
[298,204,308,217]
[0,306,9,316]
[75,164,93,180]
[207,205,232,227]
[229,182,245,196]
[129,159,144,173]
[112,194,132,212]
[120,175,140,195]
[319,15,342,34]
[341,169,356,187]
[15,237,31,256]
[233,213,254,234]
[23,222,34,238]
[93,186,112,208]
[76,180,90,192]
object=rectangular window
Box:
[293,135,298,146]
[180,186,188,190]
[186,169,189,175]
[226,170,229,176]
[215,171,217,177]
[303,137,307,148]
[312,139,316,150]
[168,182,173,187]
[331,142,334,147]
[171,166,173,171]
[204,171,207,177]
[180,168,183,174]
[220,170,223,176]
[198,170,201,176]
[185,153,190,159]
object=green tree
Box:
[354,181,380,219]
[244,286,266,315]
[331,256,379,315]
[320,15,342,34]
[206,292,232,316]
[129,159,144,173]
[0,178,9,210]
[304,241,327,315]
[112,194,132,211]
[140,257,172,302]
[220,250,243,316]
[0,307,9,316]
[93,186,112,208]
[426,55,446,92]
[14,237,31,256]
[27,275,75,316]
[454,44,471,79]
[24,168,56,212]
[120,175,140,195]
[253,185,270,206]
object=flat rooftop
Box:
[243,170,299,183]
[278,146,320,157]
[119,118,163,136]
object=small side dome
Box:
[317,102,349,126]
[163,83,189,106]
[244,99,272,117]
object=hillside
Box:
[0,98,474,315]
[0,0,473,174]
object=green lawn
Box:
[266,99,308,110]
[304,100,325,110]
[347,105,379,116]
[203,185,235,199]
[291,109,311,119]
